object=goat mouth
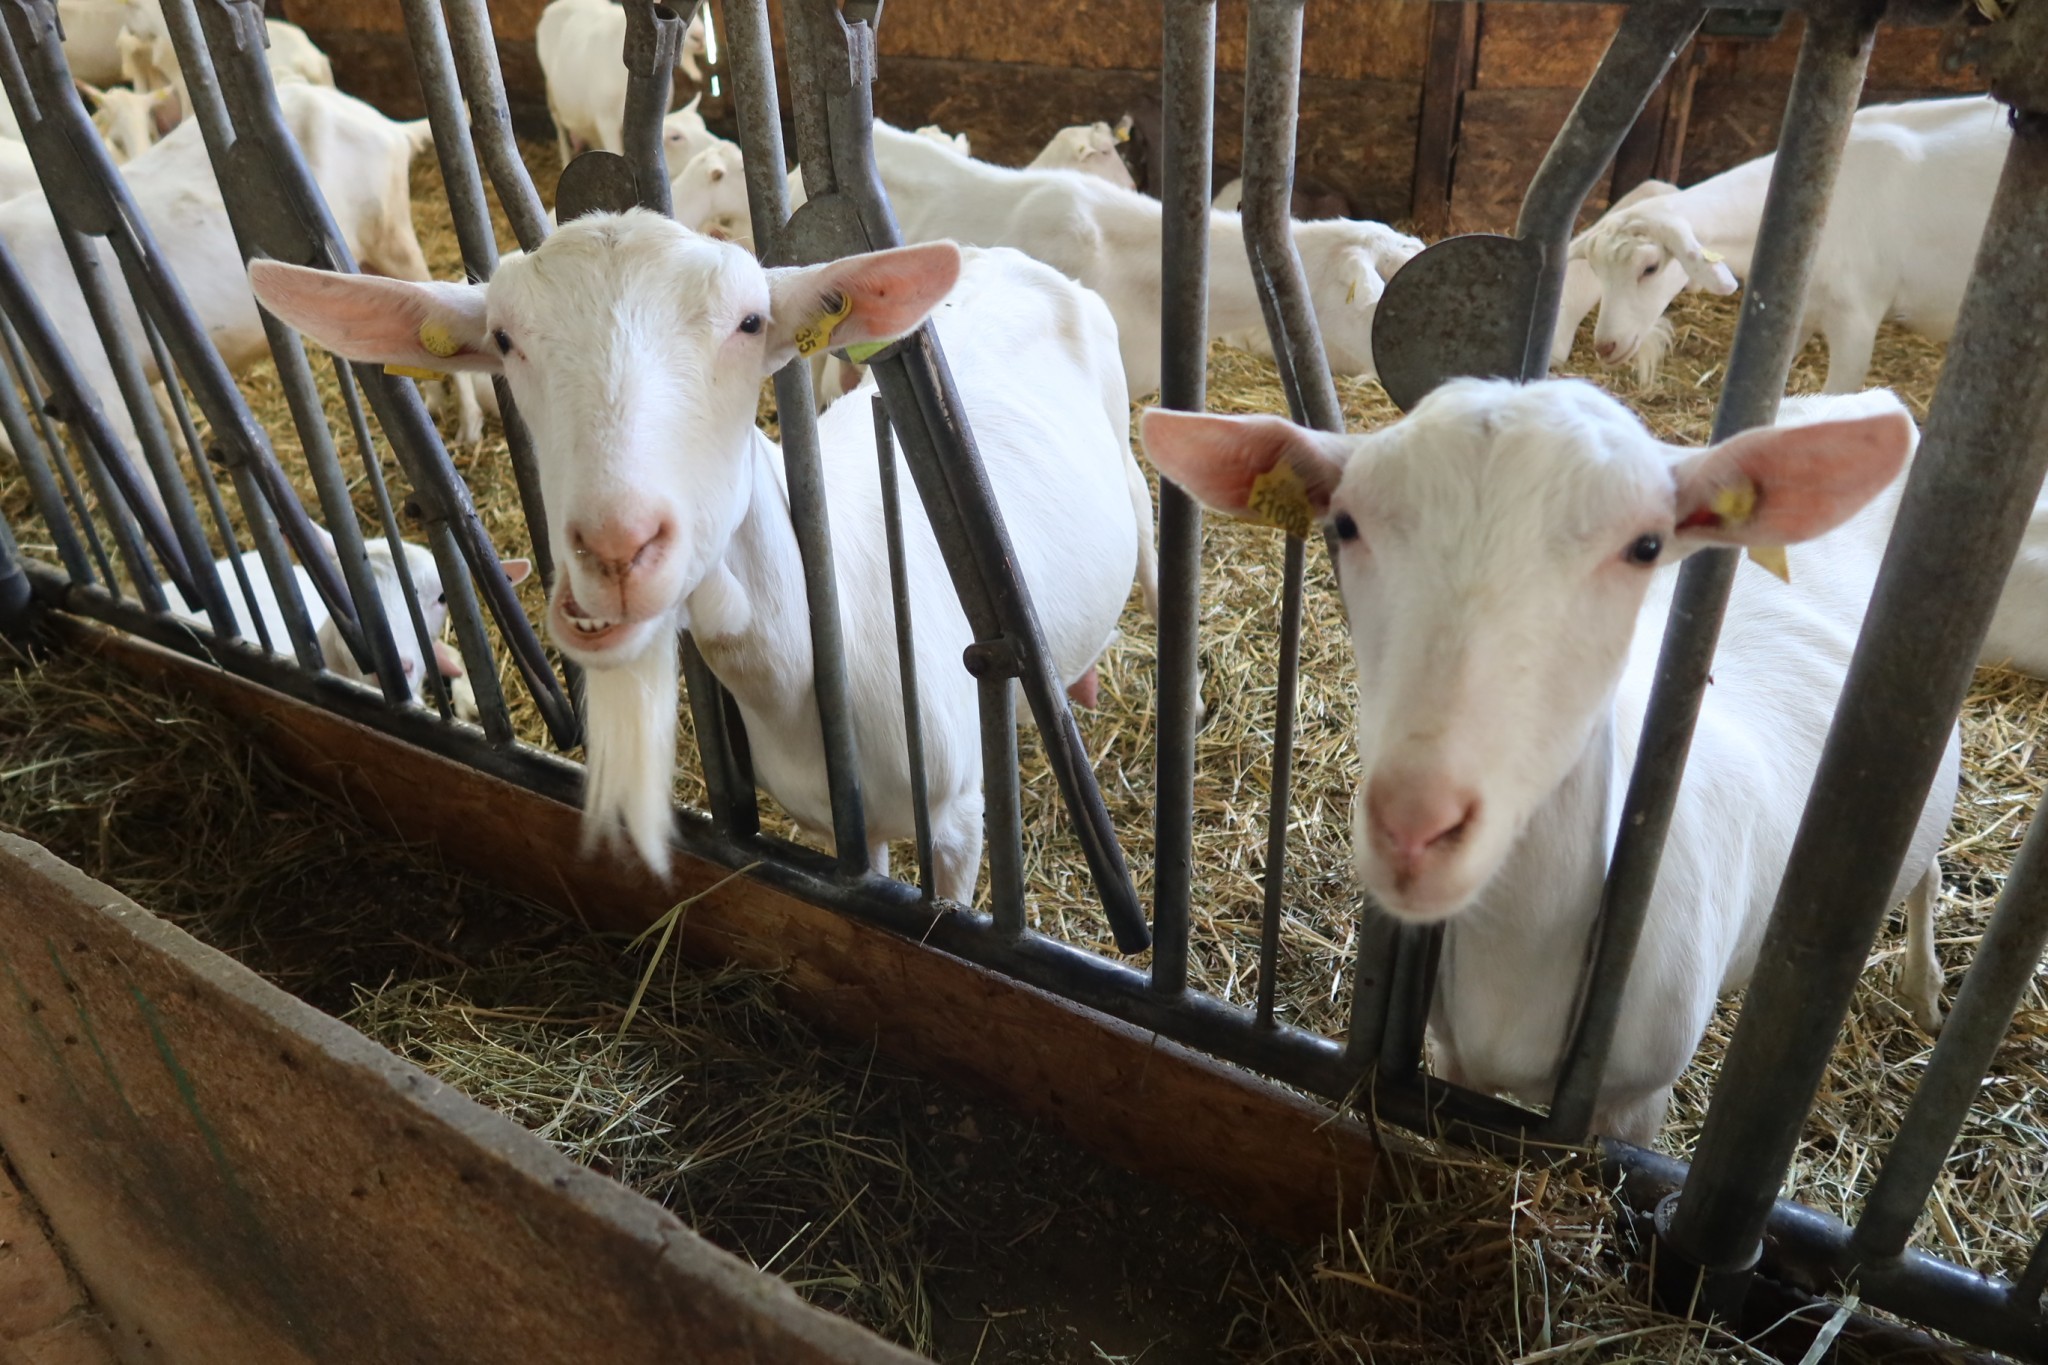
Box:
[551,589,634,653]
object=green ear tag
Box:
[1246,462,1314,540]
[795,294,855,358]
[842,340,889,364]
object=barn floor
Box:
[0,130,2037,1362]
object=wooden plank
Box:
[1447,85,1584,234]
[0,831,924,1365]
[874,56,1419,223]
[873,0,1428,83]
[0,1160,118,1364]
[1472,3,1624,90]
[1410,1,1479,236]
[55,619,1383,1247]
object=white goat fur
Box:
[1027,123,1135,190]
[250,223,1157,900]
[676,122,1422,399]
[116,0,333,134]
[1562,97,2009,391]
[537,0,714,177]
[1141,382,1958,1142]
[59,0,130,86]
[0,83,438,482]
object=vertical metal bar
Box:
[682,637,758,835]
[0,502,35,640]
[981,673,1025,934]
[1240,0,1359,1036]
[424,517,505,740]
[1543,2,1881,1148]
[2018,1234,2048,1310]
[1150,0,1216,997]
[48,225,233,634]
[731,0,867,877]
[0,336,93,587]
[1342,908,1402,1068]
[1664,105,2048,1300]
[1255,534,1304,1028]
[1852,807,2048,1260]
[0,317,111,590]
[621,1,683,213]
[1511,5,1704,380]
[136,315,267,652]
[397,0,558,597]
[0,240,175,610]
[334,359,455,719]
[875,397,934,898]
[441,0,550,254]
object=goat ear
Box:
[1671,410,1913,548]
[1139,409,1347,537]
[763,241,961,369]
[74,80,106,109]
[499,557,533,586]
[249,261,498,374]
[1645,217,1738,295]
[431,638,466,680]
[1336,250,1383,309]
[150,88,181,137]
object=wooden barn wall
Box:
[1445,9,1987,234]
[279,0,554,129]
[866,1,1430,222]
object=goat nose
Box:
[571,514,673,579]
[1366,777,1478,879]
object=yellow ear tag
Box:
[418,319,463,358]
[1246,462,1314,540]
[1707,482,1790,583]
[1345,277,1358,305]
[386,364,444,382]
[1701,248,1726,264]
[795,294,855,358]
[1747,545,1791,582]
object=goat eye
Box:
[738,313,763,335]
[492,328,512,354]
[1625,533,1662,566]
[1332,512,1360,543]
[1641,262,1660,279]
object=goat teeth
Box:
[567,614,617,634]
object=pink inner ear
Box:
[1684,410,1914,544]
[833,242,962,342]
[1139,409,1340,518]
[431,638,466,679]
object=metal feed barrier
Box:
[0,0,2041,1355]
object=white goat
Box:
[59,0,130,86]
[1142,381,1959,1143]
[167,529,529,717]
[78,82,180,165]
[1027,122,1133,190]
[251,225,1157,898]
[676,121,1422,400]
[0,83,443,488]
[1562,96,2009,390]
[116,0,333,138]
[537,0,713,176]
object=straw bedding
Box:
[0,137,2037,1361]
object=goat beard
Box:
[577,622,680,878]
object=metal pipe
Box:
[50,224,233,635]
[0,316,111,589]
[1150,0,1216,997]
[980,673,1025,935]
[441,0,551,253]
[1256,532,1305,1028]
[1544,0,1881,1148]
[1665,105,2048,1294]
[0,330,92,587]
[1853,809,2048,1259]
[2019,1234,2048,1311]
[334,359,456,720]
[875,397,935,897]
[1512,4,1703,380]
[136,315,265,652]
[620,1,684,214]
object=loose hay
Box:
[0,129,2036,1359]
